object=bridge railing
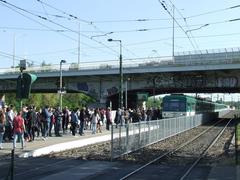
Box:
[111,113,217,159]
[1,47,240,75]
[175,47,240,56]
[0,56,174,74]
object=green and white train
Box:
[162,94,229,118]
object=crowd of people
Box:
[0,104,162,150]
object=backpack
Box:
[41,108,48,120]
[14,116,24,133]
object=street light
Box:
[108,38,123,109]
[125,78,130,109]
[60,59,66,111]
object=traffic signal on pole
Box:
[16,73,37,99]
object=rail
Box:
[180,118,233,179]
[120,117,232,180]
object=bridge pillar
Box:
[107,92,141,110]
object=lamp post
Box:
[108,38,123,109]
[60,60,66,111]
[125,78,130,109]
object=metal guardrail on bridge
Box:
[1,47,240,75]
[111,113,217,160]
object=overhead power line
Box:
[35,0,138,57]
[84,4,240,24]
[0,1,77,42]
[0,26,68,32]
[126,32,240,47]
[20,48,78,56]
[0,16,239,34]
[36,0,90,24]
[167,0,199,49]
[0,1,118,65]
[158,0,198,51]
[0,0,120,57]
[0,50,41,65]
[35,0,129,56]
[38,0,50,19]
[186,4,240,19]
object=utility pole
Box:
[172,4,175,58]
[13,34,15,68]
[78,22,80,69]
[59,60,66,111]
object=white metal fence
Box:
[110,113,217,160]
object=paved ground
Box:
[0,129,111,158]
[0,157,238,180]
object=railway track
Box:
[0,118,235,179]
[120,118,234,180]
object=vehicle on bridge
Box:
[162,94,228,118]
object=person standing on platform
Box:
[114,108,121,128]
[70,108,79,136]
[124,108,130,126]
[42,106,52,140]
[97,108,104,133]
[13,111,25,149]
[54,107,63,137]
[106,107,112,130]
[62,106,70,134]
[26,106,37,142]
[49,108,55,137]
[79,108,85,136]
[91,109,100,134]
[84,108,91,130]
[29,106,38,141]
[4,105,14,142]
[0,108,5,149]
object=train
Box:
[162,94,229,118]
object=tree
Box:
[146,96,162,109]
[4,92,95,111]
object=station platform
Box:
[0,129,111,158]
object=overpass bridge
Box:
[0,47,240,109]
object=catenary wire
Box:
[0,0,119,57]
[35,0,138,57]
[90,4,240,23]
[158,0,197,51]
[167,0,199,49]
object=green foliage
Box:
[4,92,95,110]
[63,93,95,109]
[146,96,162,109]
[5,93,17,107]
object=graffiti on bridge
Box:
[217,77,238,87]
[153,73,207,88]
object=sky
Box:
[0,0,240,69]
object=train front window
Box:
[163,101,186,111]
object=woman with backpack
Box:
[13,111,25,149]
